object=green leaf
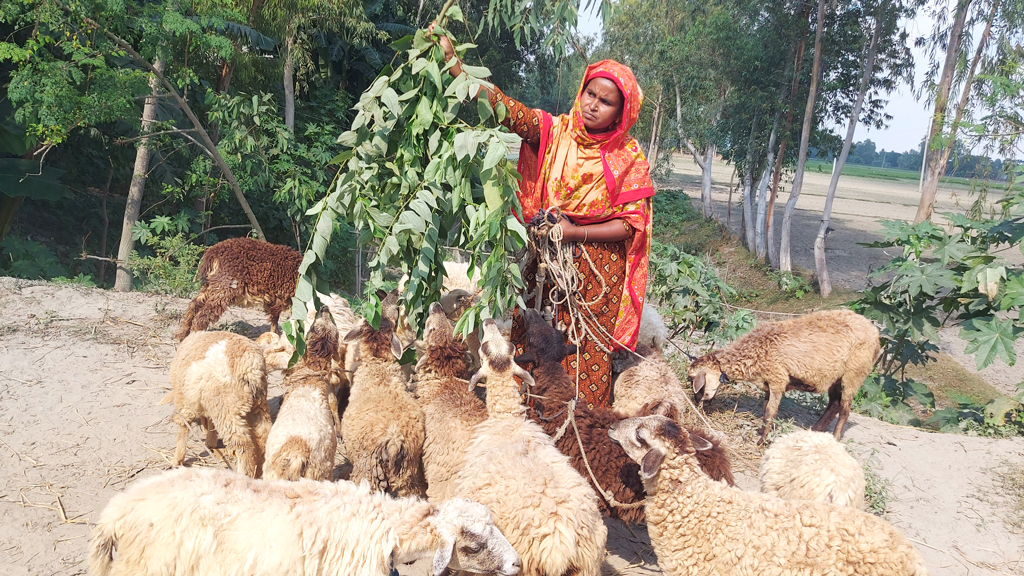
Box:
[960,316,1022,370]
[425,60,442,90]
[328,150,354,165]
[412,97,433,134]
[931,235,971,265]
[446,5,465,22]
[381,87,402,117]
[999,272,1024,310]
[483,178,502,211]
[482,139,507,170]
[984,396,1020,426]
[976,266,1006,301]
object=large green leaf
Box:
[0,159,70,201]
[960,316,1022,370]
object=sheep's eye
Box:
[635,430,645,447]
[461,542,484,555]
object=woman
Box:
[434,30,654,409]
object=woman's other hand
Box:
[427,23,459,71]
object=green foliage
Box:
[52,273,97,287]
[290,28,529,337]
[769,270,812,299]
[853,373,933,426]
[128,232,205,298]
[861,450,890,516]
[648,241,754,345]
[0,235,68,279]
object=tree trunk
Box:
[915,0,995,222]
[675,81,712,217]
[114,59,165,292]
[284,35,296,134]
[756,116,780,260]
[648,93,661,155]
[98,167,113,284]
[779,0,828,273]
[742,110,760,249]
[80,14,265,240]
[701,143,715,217]
[815,10,883,298]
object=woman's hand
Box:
[427,22,461,75]
[556,218,583,243]
[556,218,634,244]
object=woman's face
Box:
[579,77,623,133]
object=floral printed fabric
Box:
[492,61,654,351]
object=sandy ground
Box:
[1,275,1023,575]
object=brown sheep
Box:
[689,309,880,444]
[516,309,734,523]
[165,331,273,478]
[176,237,303,341]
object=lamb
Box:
[164,331,273,478]
[342,293,427,497]
[176,237,303,341]
[517,309,733,524]
[689,309,880,443]
[88,466,522,576]
[416,302,487,501]
[759,429,866,509]
[263,307,342,481]
[612,342,692,421]
[454,318,607,576]
[608,415,927,576]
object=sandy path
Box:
[2,277,1022,575]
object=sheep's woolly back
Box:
[264,365,337,481]
[759,430,865,509]
[442,260,480,294]
[618,419,927,576]
[168,331,271,478]
[612,349,691,419]
[88,468,439,576]
[454,416,607,576]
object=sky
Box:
[574,7,942,155]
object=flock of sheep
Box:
[87,237,929,576]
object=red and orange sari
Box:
[493,60,654,408]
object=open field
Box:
[803,158,1021,191]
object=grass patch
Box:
[862,450,890,516]
[804,159,1022,192]
[904,353,1004,408]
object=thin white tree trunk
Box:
[742,111,759,249]
[756,117,779,260]
[779,0,828,272]
[648,95,661,154]
[675,81,711,217]
[815,11,883,298]
[114,59,164,292]
[284,36,296,134]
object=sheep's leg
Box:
[217,413,261,478]
[265,300,286,335]
[176,294,205,341]
[173,413,190,466]
[200,416,219,449]
[832,375,861,441]
[759,387,784,445]
[189,277,238,333]
[811,381,843,433]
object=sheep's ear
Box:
[692,371,706,394]
[431,535,456,576]
[469,370,485,391]
[514,351,536,365]
[640,448,665,480]
[514,365,535,387]
[391,334,403,360]
[343,324,364,343]
[691,434,714,452]
[479,341,491,359]
[415,353,427,373]
[565,344,578,356]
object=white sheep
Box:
[164,331,273,478]
[759,429,866,509]
[416,302,487,501]
[689,309,880,443]
[88,467,522,576]
[612,342,691,419]
[609,415,928,576]
[264,307,341,481]
[454,318,607,576]
[342,294,426,497]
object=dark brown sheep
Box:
[176,238,303,341]
[517,310,734,524]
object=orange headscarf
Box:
[516,60,654,351]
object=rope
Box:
[564,398,645,510]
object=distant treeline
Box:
[818,139,1013,181]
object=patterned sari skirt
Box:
[512,239,628,409]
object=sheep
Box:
[454,317,607,576]
[88,466,522,576]
[176,237,304,341]
[611,342,693,421]
[516,309,734,524]
[416,301,487,501]
[341,293,427,497]
[263,307,342,481]
[608,415,928,576]
[688,309,880,443]
[611,303,669,374]
[759,429,866,509]
[164,330,273,478]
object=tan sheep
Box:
[341,294,426,497]
[165,331,273,478]
[609,415,928,576]
[454,318,607,576]
[263,307,342,481]
[759,429,866,509]
[689,309,880,443]
[89,467,522,576]
[416,302,487,501]
[612,342,692,419]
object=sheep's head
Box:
[303,306,340,370]
[608,415,713,482]
[515,309,577,366]
[439,289,476,323]
[688,354,727,402]
[469,319,534,391]
[430,498,521,576]
[416,302,470,377]
[344,317,403,361]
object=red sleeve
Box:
[489,87,543,145]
